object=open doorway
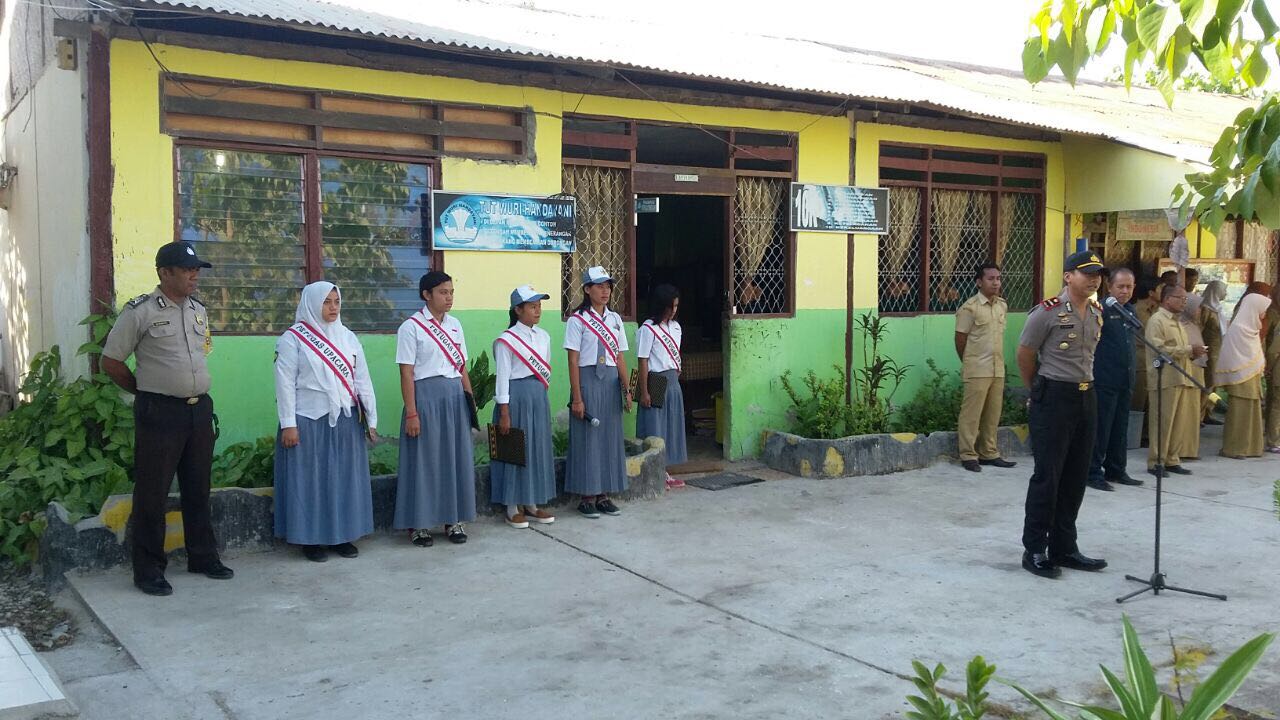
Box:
[636,194,726,465]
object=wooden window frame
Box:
[173,138,443,335]
[878,141,1045,316]
[562,114,798,321]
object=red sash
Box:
[410,312,466,371]
[287,321,358,404]
[574,309,620,364]
[644,321,681,371]
[495,329,552,389]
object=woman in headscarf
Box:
[1214,292,1273,458]
[1199,280,1228,423]
[274,281,378,562]
[1176,290,1206,459]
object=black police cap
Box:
[155,242,212,269]
[1064,250,1109,276]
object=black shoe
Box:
[1049,551,1108,572]
[134,576,173,596]
[1021,552,1061,579]
[1165,465,1192,475]
[1109,474,1143,486]
[410,529,433,547]
[331,542,358,558]
[303,545,327,562]
[1202,416,1223,426]
[446,524,468,544]
[189,561,234,579]
[961,460,981,472]
[596,498,621,516]
[1087,478,1116,492]
[578,501,601,519]
[979,457,1017,468]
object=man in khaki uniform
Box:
[102,241,234,596]
[954,262,1015,472]
[1144,284,1206,475]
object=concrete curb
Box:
[760,425,1031,479]
[40,437,666,584]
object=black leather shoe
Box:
[1087,478,1116,491]
[1165,465,1192,475]
[331,542,358,558]
[1049,551,1108,572]
[303,545,327,562]
[189,561,234,579]
[1109,474,1143,486]
[1021,552,1061,579]
[979,458,1017,468]
[134,576,173,596]
[961,460,981,472]
[1202,416,1223,426]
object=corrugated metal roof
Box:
[125,0,1252,164]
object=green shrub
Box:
[893,359,965,434]
[210,437,276,489]
[468,351,496,413]
[904,656,995,720]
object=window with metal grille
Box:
[177,145,437,333]
[733,176,792,315]
[878,143,1044,313]
[561,164,632,317]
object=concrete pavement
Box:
[45,428,1280,719]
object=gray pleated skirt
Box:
[565,370,628,495]
[489,377,557,506]
[394,376,477,529]
[636,369,687,464]
[273,411,373,545]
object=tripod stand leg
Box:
[1161,583,1228,601]
[1115,583,1155,603]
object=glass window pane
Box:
[177,147,305,333]
[318,157,432,331]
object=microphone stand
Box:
[1113,308,1227,603]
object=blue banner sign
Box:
[431,191,576,252]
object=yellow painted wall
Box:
[852,122,1067,302]
[110,40,850,311]
[1063,135,1201,215]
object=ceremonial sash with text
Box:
[410,312,466,371]
[495,330,552,389]
[643,321,681,371]
[574,309,620,364]
[287,321,358,404]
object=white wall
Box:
[0,8,91,400]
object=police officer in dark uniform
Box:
[101,242,233,596]
[1016,250,1110,579]
[1087,267,1143,491]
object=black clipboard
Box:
[646,372,668,408]
[488,424,527,466]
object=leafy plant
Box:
[1003,615,1273,720]
[210,437,276,489]
[781,367,859,440]
[1022,1,1280,230]
[468,351,496,414]
[893,359,966,434]
[552,423,570,457]
[0,316,135,563]
[905,656,996,720]
[851,313,912,429]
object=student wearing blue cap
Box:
[491,285,557,528]
[564,266,632,518]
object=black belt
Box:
[1040,379,1093,391]
[138,391,207,405]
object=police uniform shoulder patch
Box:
[1089,298,1103,311]
[125,294,149,309]
[1038,297,1062,311]
[190,296,207,310]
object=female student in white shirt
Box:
[394,271,477,546]
[490,285,557,528]
[636,284,687,489]
[564,266,632,518]
[273,281,378,562]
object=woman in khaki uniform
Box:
[1199,280,1228,422]
[1177,292,1206,459]
[1216,293,1272,457]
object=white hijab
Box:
[1214,293,1273,387]
[283,281,361,426]
[1201,280,1229,335]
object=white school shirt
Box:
[274,331,379,430]
[493,323,552,405]
[636,320,683,373]
[563,308,628,366]
[395,310,469,380]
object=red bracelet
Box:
[406,412,419,419]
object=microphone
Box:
[567,401,601,427]
[1104,296,1144,330]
